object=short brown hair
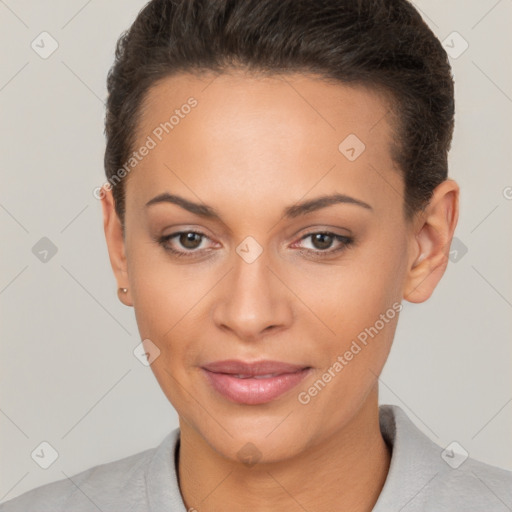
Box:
[104,0,455,225]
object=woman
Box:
[2,0,511,510]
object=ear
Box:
[403,179,459,303]
[100,186,133,307]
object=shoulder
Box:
[376,404,512,511]
[0,443,157,512]
[425,455,512,510]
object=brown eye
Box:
[178,232,203,250]
[310,233,335,250]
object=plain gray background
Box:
[1,0,511,503]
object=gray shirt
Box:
[1,404,511,511]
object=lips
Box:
[202,359,308,376]
[201,359,311,405]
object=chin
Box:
[187,406,320,466]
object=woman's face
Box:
[104,71,434,463]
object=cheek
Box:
[127,244,213,367]
[297,274,402,429]
[127,249,203,410]
[127,239,185,310]
[353,227,409,302]
[319,243,406,337]
[308,231,408,381]
[127,244,182,342]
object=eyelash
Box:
[156,230,354,260]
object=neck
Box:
[177,387,391,512]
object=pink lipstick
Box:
[201,359,311,405]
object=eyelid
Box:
[294,224,353,238]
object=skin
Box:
[101,71,459,512]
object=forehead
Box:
[139,70,394,141]
[128,71,402,218]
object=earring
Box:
[119,287,128,294]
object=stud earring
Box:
[119,287,128,293]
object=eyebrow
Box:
[145,192,373,220]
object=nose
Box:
[211,249,294,342]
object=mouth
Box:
[201,359,312,405]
